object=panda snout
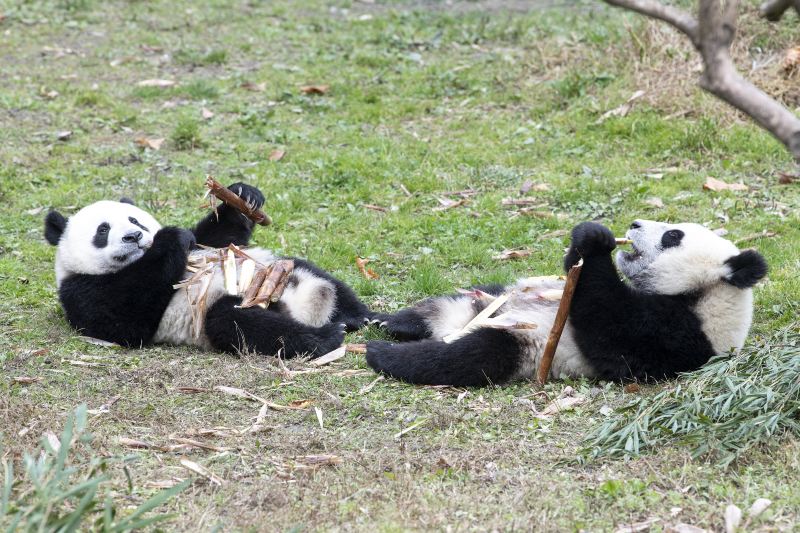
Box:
[122,231,143,244]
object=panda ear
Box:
[723,249,768,288]
[119,197,135,205]
[44,210,67,246]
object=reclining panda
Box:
[367,220,768,386]
[44,182,371,357]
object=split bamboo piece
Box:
[205,176,272,226]
[536,258,583,385]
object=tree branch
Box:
[602,0,800,162]
[604,0,699,46]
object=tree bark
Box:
[603,0,800,162]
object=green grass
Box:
[1,0,799,531]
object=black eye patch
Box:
[93,222,110,248]
[128,216,149,232]
[660,229,684,249]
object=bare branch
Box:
[602,0,800,162]
[604,0,699,45]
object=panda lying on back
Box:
[366,220,768,386]
[44,183,371,357]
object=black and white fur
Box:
[366,220,768,386]
[44,183,371,357]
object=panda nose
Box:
[630,220,642,230]
[122,231,143,243]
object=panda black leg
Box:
[205,295,345,358]
[193,183,265,248]
[290,258,374,331]
[373,309,432,342]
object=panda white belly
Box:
[152,248,338,349]
[424,276,596,380]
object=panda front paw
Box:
[226,182,265,210]
[569,222,616,259]
[308,322,347,357]
[154,227,196,253]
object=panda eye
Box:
[130,218,138,225]
[661,229,685,249]
[97,223,110,234]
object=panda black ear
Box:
[723,249,768,288]
[44,210,67,246]
[119,197,135,205]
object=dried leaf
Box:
[519,179,534,194]
[241,81,267,92]
[355,257,379,280]
[134,137,164,151]
[624,383,641,394]
[501,198,545,206]
[300,84,329,95]
[782,45,800,74]
[136,79,176,87]
[293,454,341,468]
[432,197,468,211]
[176,386,212,394]
[703,176,748,192]
[26,206,45,216]
[169,437,233,452]
[778,172,798,184]
[288,399,314,409]
[56,131,72,141]
[201,107,214,120]
[493,248,532,260]
[362,203,388,213]
[268,149,285,161]
[314,406,324,429]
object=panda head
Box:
[617,219,768,295]
[44,199,162,285]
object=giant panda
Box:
[366,220,768,386]
[44,182,372,357]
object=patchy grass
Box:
[1,0,798,531]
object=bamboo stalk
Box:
[536,258,583,385]
[206,176,272,226]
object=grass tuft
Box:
[581,327,800,467]
[170,116,204,150]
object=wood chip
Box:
[268,149,285,161]
[137,79,176,87]
[214,385,267,403]
[180,459,225,486]
[534,395,586,418]
[11,376,42,385]
[394,419,427,439]
[134,137,164,150]
[359,375,384,394]
[596,89,645,124]
[169,437,233,452]
[310,345,346,366]
[443,293,510,343]
[77,336,120,348]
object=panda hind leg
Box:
[205,295,345,358]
